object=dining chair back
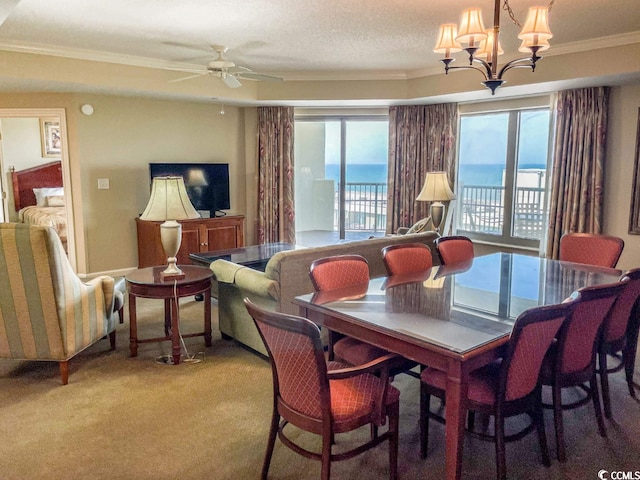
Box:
[598,269,640,417]
[244,298,400,480]
[559,233,624,268]
[382,242,433,276]
[309,254,370,292]
[420,302,572,480]
[541,281,625,462]
[434,235,474,265]
[309,255,389,366]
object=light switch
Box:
[97,178,110,190]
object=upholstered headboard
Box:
[10,161,63,211]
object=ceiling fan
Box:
[167,45,284,88]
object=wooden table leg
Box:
[129,293,138,357]
[170,297,181,365]
[444,361,467,480]
[204,286,212,347]
[164,298,171,336]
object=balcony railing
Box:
[330,182,546,240]
[334,182,387,232]
[459,185,546,240]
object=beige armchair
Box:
[0,223,123,384]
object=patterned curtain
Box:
[387,104,458,234]
[546,87,610,259]
[257,106,295,244]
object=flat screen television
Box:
[149,162,230,218]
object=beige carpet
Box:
[0,297,639,480]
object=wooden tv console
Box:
[135,215,245,268]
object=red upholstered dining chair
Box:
[309,255,388,366]
[434,235,474,265]
[244,299,400,480]
[420,302,573,480]
[540,281,625,462]
[559,233,624,268]
[382,242,433,276]
[598,269,640,417]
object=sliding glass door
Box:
[294,116,388,246]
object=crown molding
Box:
[0,30,638,84]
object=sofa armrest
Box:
[211,259,280,302]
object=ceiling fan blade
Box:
[222,75,242,88]
[168,73,206,83]
[165,66,208,73]
[236,72,284,82]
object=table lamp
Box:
[416,171,456,233]
[140,176,200,280]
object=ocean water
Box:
[458,163,546,186]
[325,163,388,184]
[324,163,546,187]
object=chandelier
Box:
[434,0,554,94]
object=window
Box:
[456,108,551,248]
[294,116,389,246]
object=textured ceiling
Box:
[0,0,638,81]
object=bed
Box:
[10,160,68,250]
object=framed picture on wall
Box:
[629,108,640,234]
[40,118,61,157]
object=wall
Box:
[73,94,249,274]
[604,83,640,270]
[0,92,255,275]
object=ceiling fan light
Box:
[455,8,487,48]
[434,24,463,57]
[208,59,235,69]
[518,6,553,43]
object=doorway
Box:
[0,108,75,270]
[294,116,389,246]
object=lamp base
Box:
[160,255,185,281]
[161,271,185,281]
[430,202,445,233]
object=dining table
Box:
[293,252,622,480]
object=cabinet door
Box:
[178,223,201,264]
[202,223,240,252]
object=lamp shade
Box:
[518,6,553,43]
[434,24,462,57]
[140,176,200,221]
[455,8,487,47]
[416,172,456,202]
[476,30,504,60]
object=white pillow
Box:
[33,187,64,207]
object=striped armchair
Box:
[0,223,119,385]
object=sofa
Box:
[210,231,440,356]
